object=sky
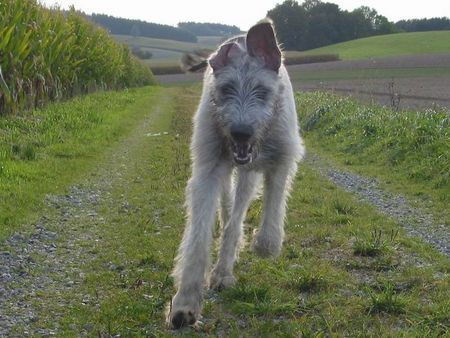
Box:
[39,0,450,31]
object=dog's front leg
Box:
[210,169,261,290]
[169,162,230,328]
[253,162,296,257]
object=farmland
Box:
[148,30,450,110]
[157,53,450,110]
[289,53,450,110]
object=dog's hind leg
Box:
[169,161,231,328]
[210,169,261,290]
[253,162,296,257]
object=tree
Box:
[267,0,398,51]
[305,1,342,49]
[267,0,308,50]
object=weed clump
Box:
[288,271,326,293]
[353,229,398,257]
[367,283,406,315]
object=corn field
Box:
[0,0,156,115]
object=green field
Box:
[1,85,449,336]
[301,31,450,60]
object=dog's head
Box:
[208,20,282,165]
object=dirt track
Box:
[157,53,450,111]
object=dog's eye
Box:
[253,85,269,101]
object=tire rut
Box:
[306,154,449,257]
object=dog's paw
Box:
[209,270,237,290]
[252,231,282,258]
[168,292,200,329]
[169,308,197,329]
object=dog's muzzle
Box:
[230,123,254,165]
[232,142,253,165]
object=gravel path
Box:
[0,185,107,336]
[306,154,449,257]
[0,96,166,336]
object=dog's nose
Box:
[230,124,253,143]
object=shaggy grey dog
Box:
[168,19,305,328]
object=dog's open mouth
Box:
[232,142,253,165]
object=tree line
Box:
[89,15,243,42]
[268,0,450,51]
[395,17,450,32]
[267,0,397,51]
[89,4,449,50]
[89,14,198,42]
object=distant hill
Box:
[90,14,197,42]
[178,22,241,36]
[112,34,224,62]
[300,31,450,60]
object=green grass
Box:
[301,31,450,60]
[0,86,161,240]
[296,91,450,224]
[2,86,449,336]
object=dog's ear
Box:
[209,42,243,71]
[246,21,281,72]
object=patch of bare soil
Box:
[294,77,450,111]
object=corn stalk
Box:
[0,0,155,115]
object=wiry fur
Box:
[168,19,305,329]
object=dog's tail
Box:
[180,49,212,73]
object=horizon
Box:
[38,0,450,31]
